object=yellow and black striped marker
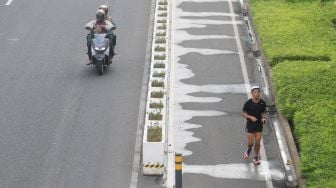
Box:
[175,153,183,188]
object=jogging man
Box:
[241,86,266,165]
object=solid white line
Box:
[227,0,274,188]
[129,0,156,187]
[5,0,13,6]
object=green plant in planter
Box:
[150,101,164,109]
[157,24,167,30]
[149,112,163,120]
[151,91,164,98]
[156,31,166,37]
[158,0,168,5]
[157,19,167,24]
[154,54,166,60]
[158,12,167,17]
[155,37,166,43]
[153,71,165,77]
[152,80,164,87]
[147,126,162,142]
[154,63,165,68]
[158,6,167,11]
[155,46,166,52]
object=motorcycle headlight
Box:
[95,47,106,51]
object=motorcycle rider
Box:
[98,5,117,29]
[85,10,113,63]
[98,4,117,57]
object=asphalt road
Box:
[0,0,151,187]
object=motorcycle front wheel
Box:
[96,60,104,75]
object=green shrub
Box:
[154,63,165,68]
[154,54,166,60]
[153,71,165,77]
[251,1,336,186]
[151,80,164,87]
[157,19,167,24]
[273,61,336,120]
[157,23,167,30]
[250,1,336,65]
[294,101,336,187]
[332,17,336,28]
[156,31,166,37]
[147,126,162,142]
[158,12,167,17]
[273,61,336,187]
[151,91,164,98]
[148,112,163,120]
[158,0,168,5]
[158,6,167,11]
[150,101,164,109]
[155,37,166,43]
[155,46,166,52]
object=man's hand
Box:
[250,116,257,122]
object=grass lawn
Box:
[250,0,336,66]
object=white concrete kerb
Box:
[142,0,170,176]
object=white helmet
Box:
[250,85,260,92]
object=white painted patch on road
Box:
[7,38,19,41]
[177,30,234,40]
[184,163,285,181]
[5,0,13,6]
[179,12,238,17]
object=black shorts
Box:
[245,124,263,133]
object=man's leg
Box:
[253,132,262,164]
[254,132,262,156]
[86,33,92,61]
[243,132,255,159]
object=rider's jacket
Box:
[105,17,117,30]
[85,20,113,33]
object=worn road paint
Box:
[184,163,285,181]
[5,0,13,6]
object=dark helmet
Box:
[96,9,105,22]
[99,5,108,16]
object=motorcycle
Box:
[90,33,111,75]
[85,21,116,75]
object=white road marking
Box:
[228,0,274,187]
[5,0,13,6]
[7,38,19,41]
[184,163,285,181]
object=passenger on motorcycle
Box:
[85,10,114,62]
[98,4,117,30]
[98,5,117,58]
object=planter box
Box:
[142,0,170,177]
[143,125,166,175]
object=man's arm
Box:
[241,111,257,122]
